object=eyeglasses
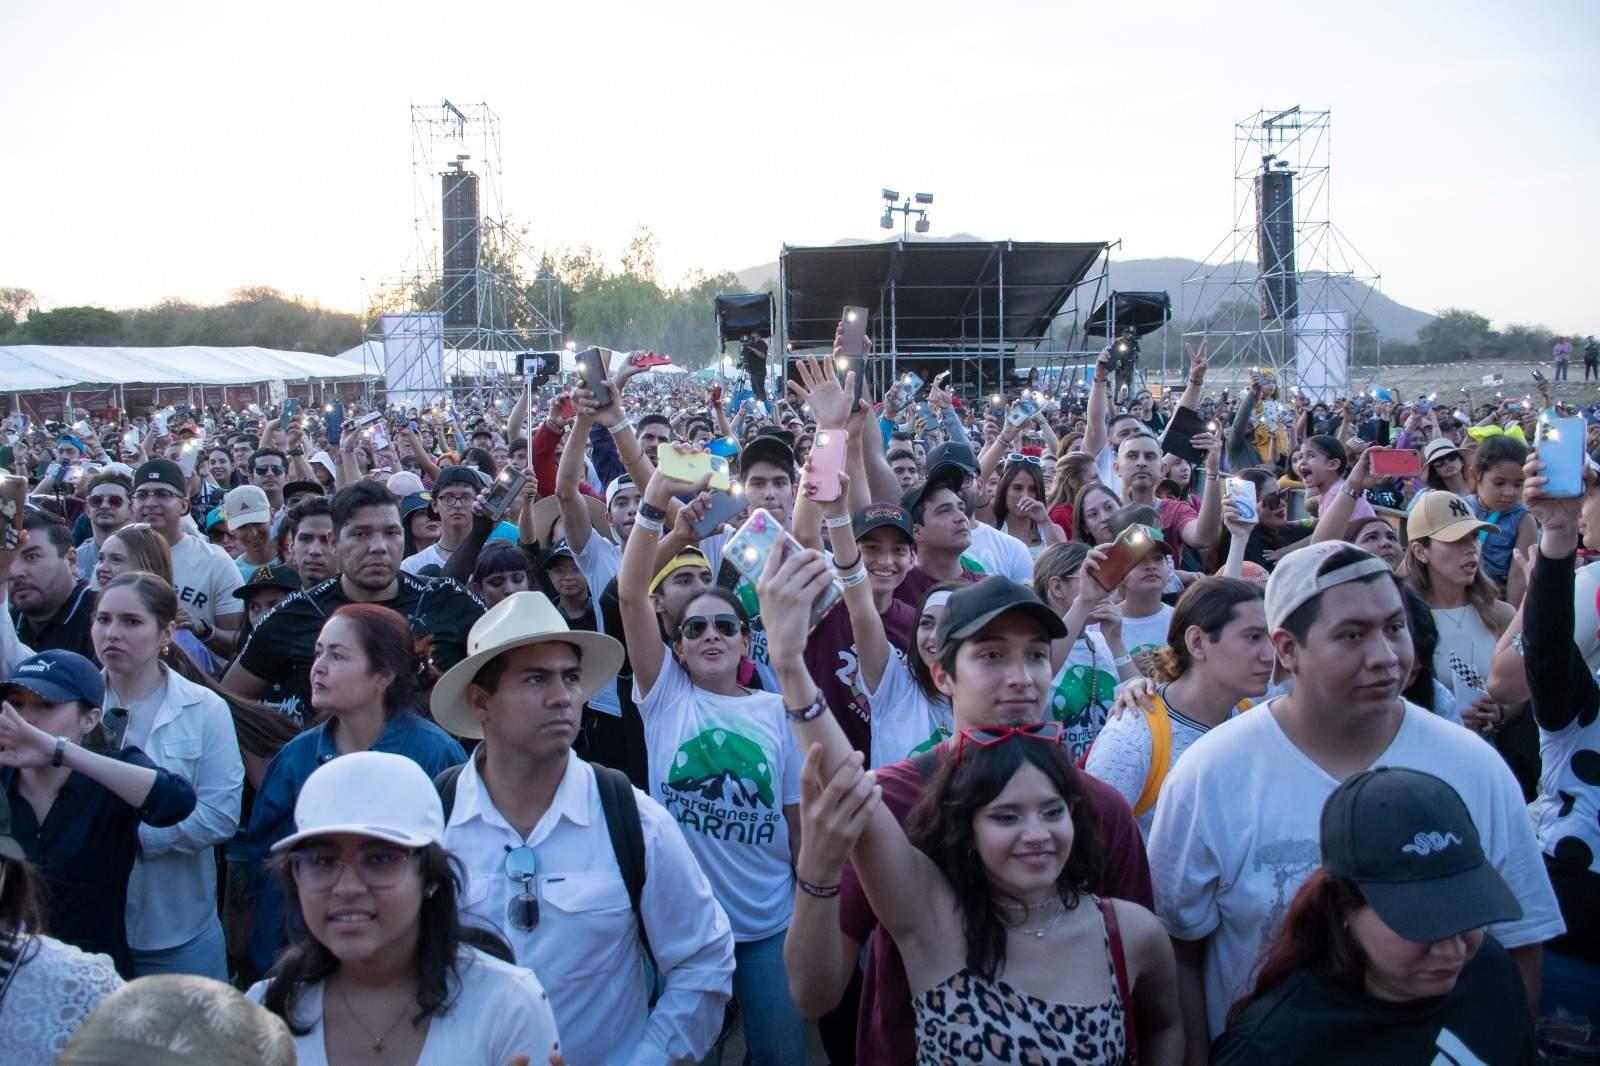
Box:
[1005,453,1043,467]
[954,722,1066,766]
[504,846,539,932]
[254,464,285,475]
[87,493,128,507]
[1260,493,1286,509]
[435,493,477,510]
[679,614,744,641]
[289,846,417,890]
[133,488,181,502]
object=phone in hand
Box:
[1159,405,1209,465]
[1007,396,1042,429]
[556,395,575,420]
[177,442,201,479]
[1226,477,1258,522]
[367,422,391,451]
[692,485,747,537]
[634,351,672,369]
[1093,523,1161,592]
[0,475,25,554]
[708,436,740,459]
[353,410,384,430]
[577,347,612,407]
[838,306,869,407]
[658,445,732,491]
[1532,369,1548,385]
[1368,448,1422,479]
[805,429,848,502]
[1536,416,1586,497]
[709,383,723,408]
[483,465,529,522]
[726,508,840,632]
[892,371,924,409]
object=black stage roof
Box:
[779,239,1108,351]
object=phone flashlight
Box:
[1207,421,1219,433]
[846,310,858,323]
[835,358,849,371]
[816,432,830,447]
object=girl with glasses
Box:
[758,549,1182,1066]
[249,752,560,1065]
[616,463,807,1066]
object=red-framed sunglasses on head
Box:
[954,722,1066,766]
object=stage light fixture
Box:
[880,212,894,230]
[915,192,933,205]
[914,217,930,234]
[882,188,899,202]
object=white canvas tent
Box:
[0,345,378,392]
[333,341,581,381]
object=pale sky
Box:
[3,0,1596,335]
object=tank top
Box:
[1431,605,1500,711]
[912,897,1131,1065]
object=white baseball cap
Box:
[223,485,272,531]
[270,751,445,852]
[1263,539,1393,633]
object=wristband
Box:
[1340,485,1363,500]
[52,737,66,768]
[822,514,853,530]
[1113,654,1133,668]
[785,693,828,722]
[831,552,862,571]
[798,878,841,899]
[605,420,632,436]
[637,501,668,523]
[837,566,870,589]
[633,515,665,534]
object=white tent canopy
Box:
[0,345,378,392]
[333,341,579,379]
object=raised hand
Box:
[0,701,58,769]
[787,352,854,428]
[1185,341,1208,385]
[794,743,880,884]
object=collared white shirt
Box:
[444,750,734,1066]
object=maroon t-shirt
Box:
[840,747,1154,1066]
[892,563,982,611]
[803,597,917,756]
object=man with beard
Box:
[1114,430,1223,562]
[247,447,288,517]
[10,511,97,659]
[223,481,485,720]
[73,469,134,583]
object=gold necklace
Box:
[997,896,1069,939]
[337,980,412,1055]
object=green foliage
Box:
[20,305,125,345]
[1416,308,1494,363]
[120,287,363,353]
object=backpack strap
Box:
[1099,897,1138,1064]
[432,762,466,821]
[594,764,655,971]
[1133,697,1173,818]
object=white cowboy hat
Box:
[430,591,624,739]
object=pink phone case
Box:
[806,429,848,502]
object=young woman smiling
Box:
[93,572,243,980]
[249,752,560,1065]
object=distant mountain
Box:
[733,241,1433,343]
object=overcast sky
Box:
[3,0,1595,334]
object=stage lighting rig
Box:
[879,187,934,240]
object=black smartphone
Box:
[1159,405,1209,465]
[483,466,529,522]
[1532,369,1548,385]
[839,306,869,408]
[692,486,747,537]
[578,348,612,407]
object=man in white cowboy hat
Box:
[434,591,734,1066]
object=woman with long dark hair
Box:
[1071,482,1122,546]
[1214,768,1539,1064]
[237,604,466,977]
[761,549,1182,1065]
[248,751,560,1064]
[0,797,124,1066]
[991,456,1065,558]
[94,572,243,980]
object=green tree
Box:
[1416,308,1493,363]
[21,305,124,345]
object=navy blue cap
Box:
[3,650,105,708]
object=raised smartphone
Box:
[1226,477,1258,523]
[353,410,385,430]
[1537,415,1586,497]
[1159,404,1209,465]
[725,508,840,631]
[483,465,529,521]
[1093,523,1161,592]
[839,307,869,407]
[577,347,612,407]
[0,475,25,554]
[634,351,672,369]
[658,444,732,492]
[1368,448,1422,479]
[1007,396,1042,429]
[367,422,390,451]
[805,429,848,502]
[692,485,747,537]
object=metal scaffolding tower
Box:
[1182,107,1383,400]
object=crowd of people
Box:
[0,334,1597,1065]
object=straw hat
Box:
[529,494,613,550]
[430,591,625,739]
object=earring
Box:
[424,885,438,899]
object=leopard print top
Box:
[912,897,1128,1065]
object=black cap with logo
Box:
[1320,767,1522,943]
[852,503,913,543]
[933,577,1067,650]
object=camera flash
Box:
[846,310,857,322]
[817,433,829,446]
[835,358,848,371]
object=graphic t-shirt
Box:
[964,521,1033,582]
[634,653,801,942]
[1212,935,1540,1066]
[1147,699,1566,1039]
[804,596,916,756]
[1048,632,1118,760]
[859,653,953,770]
[1111,603,1173,673]
[169,533,243,626]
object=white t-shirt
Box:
[964,521,1034,583]
[1084,692,1238,840]
[401,541,454,574]
[1147,698,1565,1039]
[1575,560,1600,672]
[247,946,561,1066]
[1094,442,1124,497]
[1048,632,1119,761]
[573,533,624,717]
[860,651,953,770]
[634,652,801,941]
[1112,602,1174,665]
[168,532,242,625]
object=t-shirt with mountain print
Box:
[634,652,802,942]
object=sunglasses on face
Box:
[1260,492,1286,509]
[88,494,128,507]
[954,722,1066,766]
[679,614,744,641]
[254,464,285,475]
